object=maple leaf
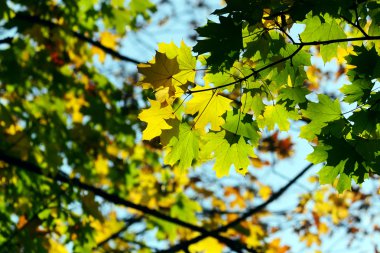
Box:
[300,94,342,140]
[137,51,181,102]
[257,104,300,131]
[186,86,232,131]
[222,109,260,145]
[165,123,199,169]
[138,99,175,140]
[241,89,265,115]
[158,41,197,84]
[202,131,255,177]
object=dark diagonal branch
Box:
[13,13,141,64]
[0,151,251,252]
[161,163,313,253]
[188,45,304,94]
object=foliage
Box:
[0,0,380,253]
[139,0,380,193]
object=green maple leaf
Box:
[222,109,260,145]
[258,104,301,131]
[300,94,342,141]
[194,16,242,71]
[346,46,380,78]
[340,79,373,104]
[165,123,199,169]
[241,89,266,117]
[170,193,201,224]
[301,14,346,62]
[277,87,310,108]
[202,131,255,177]
[308,136,377,193]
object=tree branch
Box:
[0,151,251,252]
[13,13,141,64]
[188,45,304,94]
[160,163,313,253]
[188,34,380,94]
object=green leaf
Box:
[241,89,265,116]
[164,123,199,169]
[301,94,342,140]
[301,14,346,62]
[222,109,260,145]
[340,79,373,104]
[277,87,310,108]
[202,131,255,177]
[346,46,380,79]
[194,16,242,71]
[258,104,301,131]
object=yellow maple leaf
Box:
[300,232,321,247]
[138,51,181,93]
[138,99,175,140]
[65,92,89,123]
[189,237,224,253]
[266,238,290,253]
[158,40,196,84]
[48,239,68,253]
[246,224,265,248]
[95,154,109,176]
[258,185,272,201]
[185,86,232,131]
[91,31,119,63]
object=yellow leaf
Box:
[48,239,68,253]
[95,154,109,176]
[318,222,329,235]
[91,31,119,63]
[189,237,224,253]
[138,51,182,101]
[65,92,88,123]
[300,232,320,247]
[91,212,123,243]
[246,224,265,248]
[138,99,175,140]
[158,40,196,84]
[258,185,272,201]
[186,86,232,130]
[5,124,22,135]
[266,238,290,253]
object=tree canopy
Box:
[1,0,380,252]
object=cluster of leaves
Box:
[138,0,380,192]
[1,0,380,252]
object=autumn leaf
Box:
[138,99,175,140]
[258,185,272,201]
[158,40,196,84]
[186,86,232,131]
[138,51,182,102]
[91,31,119,63]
